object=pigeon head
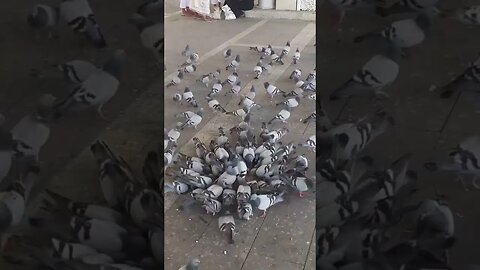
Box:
[196,108,204,117]
[286,41,290,46]
[173,94,181,101]
[263,82,270,88]
[184,87,191,93]
[235,55,240,61]
[177,71,184,79]
[102,49,127,79]
[187,258,201,269]
[28,5,59,29]
[84,19,107,48]
[295,96,301,102]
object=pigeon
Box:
[225,107,248,119]
[55,59,99,84]
[439,55,480,99]
[264,82,285,100]
[276,96,300,109]
[179,258,200,270]
[425,135,480,190]
[329,41,401,100]
[325,0,374,29]
[289,68,302,81]
[129,13,164,61]
[137,0,164,16]
[180,53,200,67]
[223,48,232,60]
[226,55,240,71]
[179,109,204,130]
[212,68,221,80]
[354,12,432,53]
[254,61,263,79]
[208,80,223,97]
[316,199,359,229]
[183,87,198,107]
[27,5,60,39]
[300,135,316,152]
[40,189,126,226]
[264,44,272,56]
[223,72,239,86]
[218,213,235,244]
[450,5,480,25]
[318,110,394,163]
[237,202,253,220]
[270,50,284,65]
[60,0,107,48]
[262,61,273,74]
[206,97,227,113]
[183,64,197,74]
[280,41,291,58]
[292,48,300,64]
[268,107,291,125]
[375,0,440,17]
[173,93,183,104]
[53,49,127,119]
[197,73,211,87]
[228,80,242,96]
[0,165,39,234]
[11,95,56,160]
[166,71,183,88]
[181,44,193,57]
[250,192,285,218]
[249,45,265,53]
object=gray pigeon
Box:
[439,55,480,99]
[329,40,401,100]
[53,50,127,119]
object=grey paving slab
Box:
[241,253,305,270]
[164,197,216,269]
[248,193,315,265]
[236,20,309,45]
[182,212,265,270]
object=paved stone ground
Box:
[317,0,480,268]
[163,6,316,270]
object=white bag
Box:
[222,4,236,20]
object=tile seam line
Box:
[164,19,269,85]
[303,229,316,270]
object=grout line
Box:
[240,217,268,270]
[303,229,316,270]
[439,92,462,133]
[232,43,286,50]
[164,19,269,85]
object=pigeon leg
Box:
[298,191,305,198]
[260,210,267,218]
[471,175,480,190]
[97,104,107,120]
[456,175,469,191]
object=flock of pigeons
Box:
[0,0,167,270]
[317,0,480,270]
[163,20,316,267]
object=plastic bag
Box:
[222,4,236,20]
